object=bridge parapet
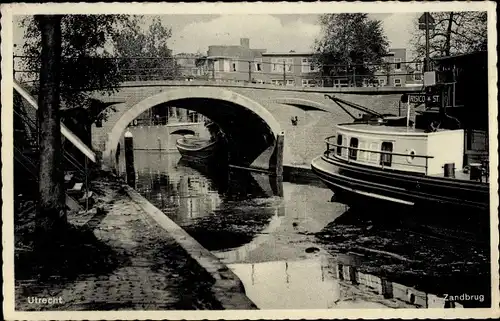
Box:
[115,80,423,95]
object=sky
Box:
[13,13,420,57]
[162,13,419,54]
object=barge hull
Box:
[311,156,489,221]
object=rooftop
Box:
[262,51,314,57]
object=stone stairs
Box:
[14,99,97,215]
[14,145,96,214]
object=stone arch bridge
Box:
[91,80,421,172]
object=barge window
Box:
[358,142,367,160]
[369,142,379,162]
[336,135,343,155]
[380,142,393,166]
[349,138,359,160]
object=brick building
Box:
[370,48,424,88]
[207,38,267,82]
[206,38,323,87]
[258,52,322,87]
[205,39,422,88]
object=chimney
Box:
[240,38,250,48]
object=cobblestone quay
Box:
[15,173,255,310]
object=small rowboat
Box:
[176,135,219,162]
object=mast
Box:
[324,94,384,120]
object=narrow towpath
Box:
[15,176,224,311]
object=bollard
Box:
[443,163,455,178]
[469,163,482,182]
[124,130,135,187]
[269,175,284,197]
[275,132,285,177]
[115,142,121,170]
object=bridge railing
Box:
[14,55,425,89]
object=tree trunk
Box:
[445,12,454,56]
[36,15,66,241]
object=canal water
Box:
[117,150,481,309]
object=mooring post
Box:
[124,130,135,187]
[275,131,285,177]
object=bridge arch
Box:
[103,87,283,169]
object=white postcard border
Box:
[2,2,498,320]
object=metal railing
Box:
[14,80,97,163]
[324,135,434,174]
[14,95,92,214]
[14,55,425,89]
[14,106,88,176]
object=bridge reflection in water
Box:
[229,255,464,309]
[117,150,465,309]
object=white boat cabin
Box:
[329,123,465,176]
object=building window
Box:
[271,58,293,73]
[301,58,318,73]
[231,60,238,72]
[254,58,262,72]
[334,78,349,88]
[336,135,343,156]
[271,79,284,86]
[222,59,230,72]
[302,79,322,87]
[378,79,386,87]
[349,137,359,160]
[380,142,393,167]
[394,58,402,71]
[285,59,293,72]
[364,79,379,87]
[286,79,295,86]
[271,59,281,72]
[393,78,402,87]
